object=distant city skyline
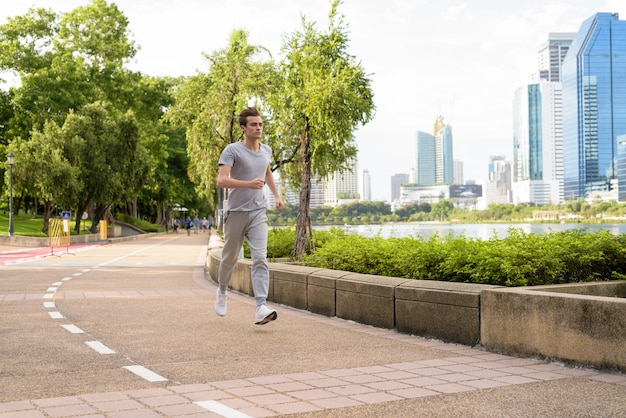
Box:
[1,0,623,201]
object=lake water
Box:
[323,223,626,240]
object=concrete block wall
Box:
[207,245,626,371]
[481,287,626,372]
[207,247,491,346]
[395,281,498,346]
[335,273,407,330]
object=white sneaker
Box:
[215,289,227,317]
[255,304,277,325]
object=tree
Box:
[431,200,455,221]
[0,90,12,146]
[167,29,278,217]
[61,103,148,233]
[272,0,375,258]
[7,123,82,233]
[0,0,138,135]
[117,75,178,223]
[1,1,181,227]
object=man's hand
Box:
[248,178,266,189]
[275,197,285,210]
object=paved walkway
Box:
[1,233,625,417]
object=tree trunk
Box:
[93,203,110,230]
[42,200,54,235]
[129,197,138,218]
[292,120,314,260]
[74,199,90,234]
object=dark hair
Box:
[238,107,261,127]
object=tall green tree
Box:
[63,103,148,233]
[1,1,183,227]
[272,0,375,258]
[6,123,82,233]
[0,0,138,135]
[167,29,278,214]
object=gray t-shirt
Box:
[218,141,272,211]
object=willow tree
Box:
[272,0,375,259]
[167,29,279,217]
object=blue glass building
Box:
[562,13,626,200]
[415,116,453,186]
[415,131,437,185]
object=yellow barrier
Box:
[49,218,70,249]
[99,220,107,240]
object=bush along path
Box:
[263,227,626,286]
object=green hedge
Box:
[267,227,626,287]
[114,213,163,233]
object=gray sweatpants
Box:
[217,209,269,307]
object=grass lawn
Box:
[0,213,94,237]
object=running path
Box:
[1,304,625,417]
[1,233,625,417]
[0,243,104,266]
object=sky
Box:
[1,0,624,201]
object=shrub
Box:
[277,227,626,287]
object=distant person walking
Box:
[214,107,284,325]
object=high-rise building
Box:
[453,160,464,185]
[310,176,324,207]
[512,82,564,204]
[535,32,576,82]
[485,156,512,204]
[512,32,573,205]
[269,174,324,208]
[323,158,359,206]
[361,169,371,201]
[390,173,409,202]
[409,168,416,184]
[415,116,453,186]
[562,13,626,201]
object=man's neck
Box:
[242,137,260,151]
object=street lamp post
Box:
[7,152,14,236]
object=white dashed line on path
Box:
[195,400,253,418]
[122,365,168,382]
[85,341,115,354]
[61,324,84,334]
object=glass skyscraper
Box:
[415,116,453,186]
[512,32,572,205]
[562,13,626,200]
